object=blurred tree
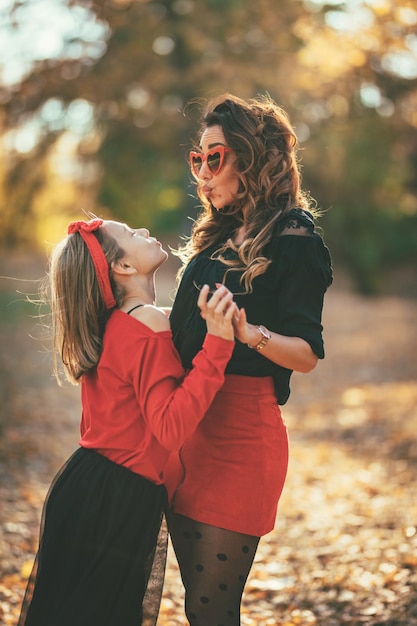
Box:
[302,111,417,293]
[0,0,416,293]
[287,0,417,294]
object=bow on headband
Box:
[67,219,116,310]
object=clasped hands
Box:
[197,283,253,345]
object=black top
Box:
[170,209,333,404]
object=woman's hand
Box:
[232,306,318,373]
[231,306,252,344]
[232,307,263,347]
[197,284,238,342]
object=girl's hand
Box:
[197,284,238,342]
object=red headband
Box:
[67,219,116,310]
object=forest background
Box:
[0,1,417,625]
[0,0,417,295]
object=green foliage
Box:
[303,111,417,294]
[0,0,416,294]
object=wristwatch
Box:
[247,325,271,351]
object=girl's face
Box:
[102,221,168,275]
[192,125,240,211]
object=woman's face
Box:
[196,125,240,211]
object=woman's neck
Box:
[232,224,247,246]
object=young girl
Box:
[18,217,236,626]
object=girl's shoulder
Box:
[109,308,171,339]
[127,304,171,333]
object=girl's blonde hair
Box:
[46,228,124,385]
[177,93,316,292]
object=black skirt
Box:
[18,447,168,626]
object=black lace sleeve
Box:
[278,208,315,234]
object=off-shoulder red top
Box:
[79,309,234,484]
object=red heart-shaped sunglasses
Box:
[189,145,234,177]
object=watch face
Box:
[248,325,270,350]
[258,325,270,339]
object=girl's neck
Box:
[120,284,156,311]
[121,297,153,309]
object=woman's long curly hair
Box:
[46,227,125,385]
[176,93,315,292]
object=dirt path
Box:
[1,253,417,625]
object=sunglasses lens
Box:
[190,148,228,176]
[207,151,222,174]
[191,155,203,174]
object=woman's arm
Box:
[233,308,318,373]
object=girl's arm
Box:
[136,285,237,450]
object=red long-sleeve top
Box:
[79,309,233,484]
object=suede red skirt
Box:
[164,374,289,537]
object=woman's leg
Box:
[169,512,259,626]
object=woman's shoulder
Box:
[277,207,316,236]
[269,210,333,287]
[270,209,322,251]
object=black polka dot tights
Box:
[169,513,260,625]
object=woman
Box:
[18,217,237,626]
[165,94,333,625]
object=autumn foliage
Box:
[1,253,416,625]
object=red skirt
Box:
[164,374,289,537]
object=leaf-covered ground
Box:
[1,255,416,625]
